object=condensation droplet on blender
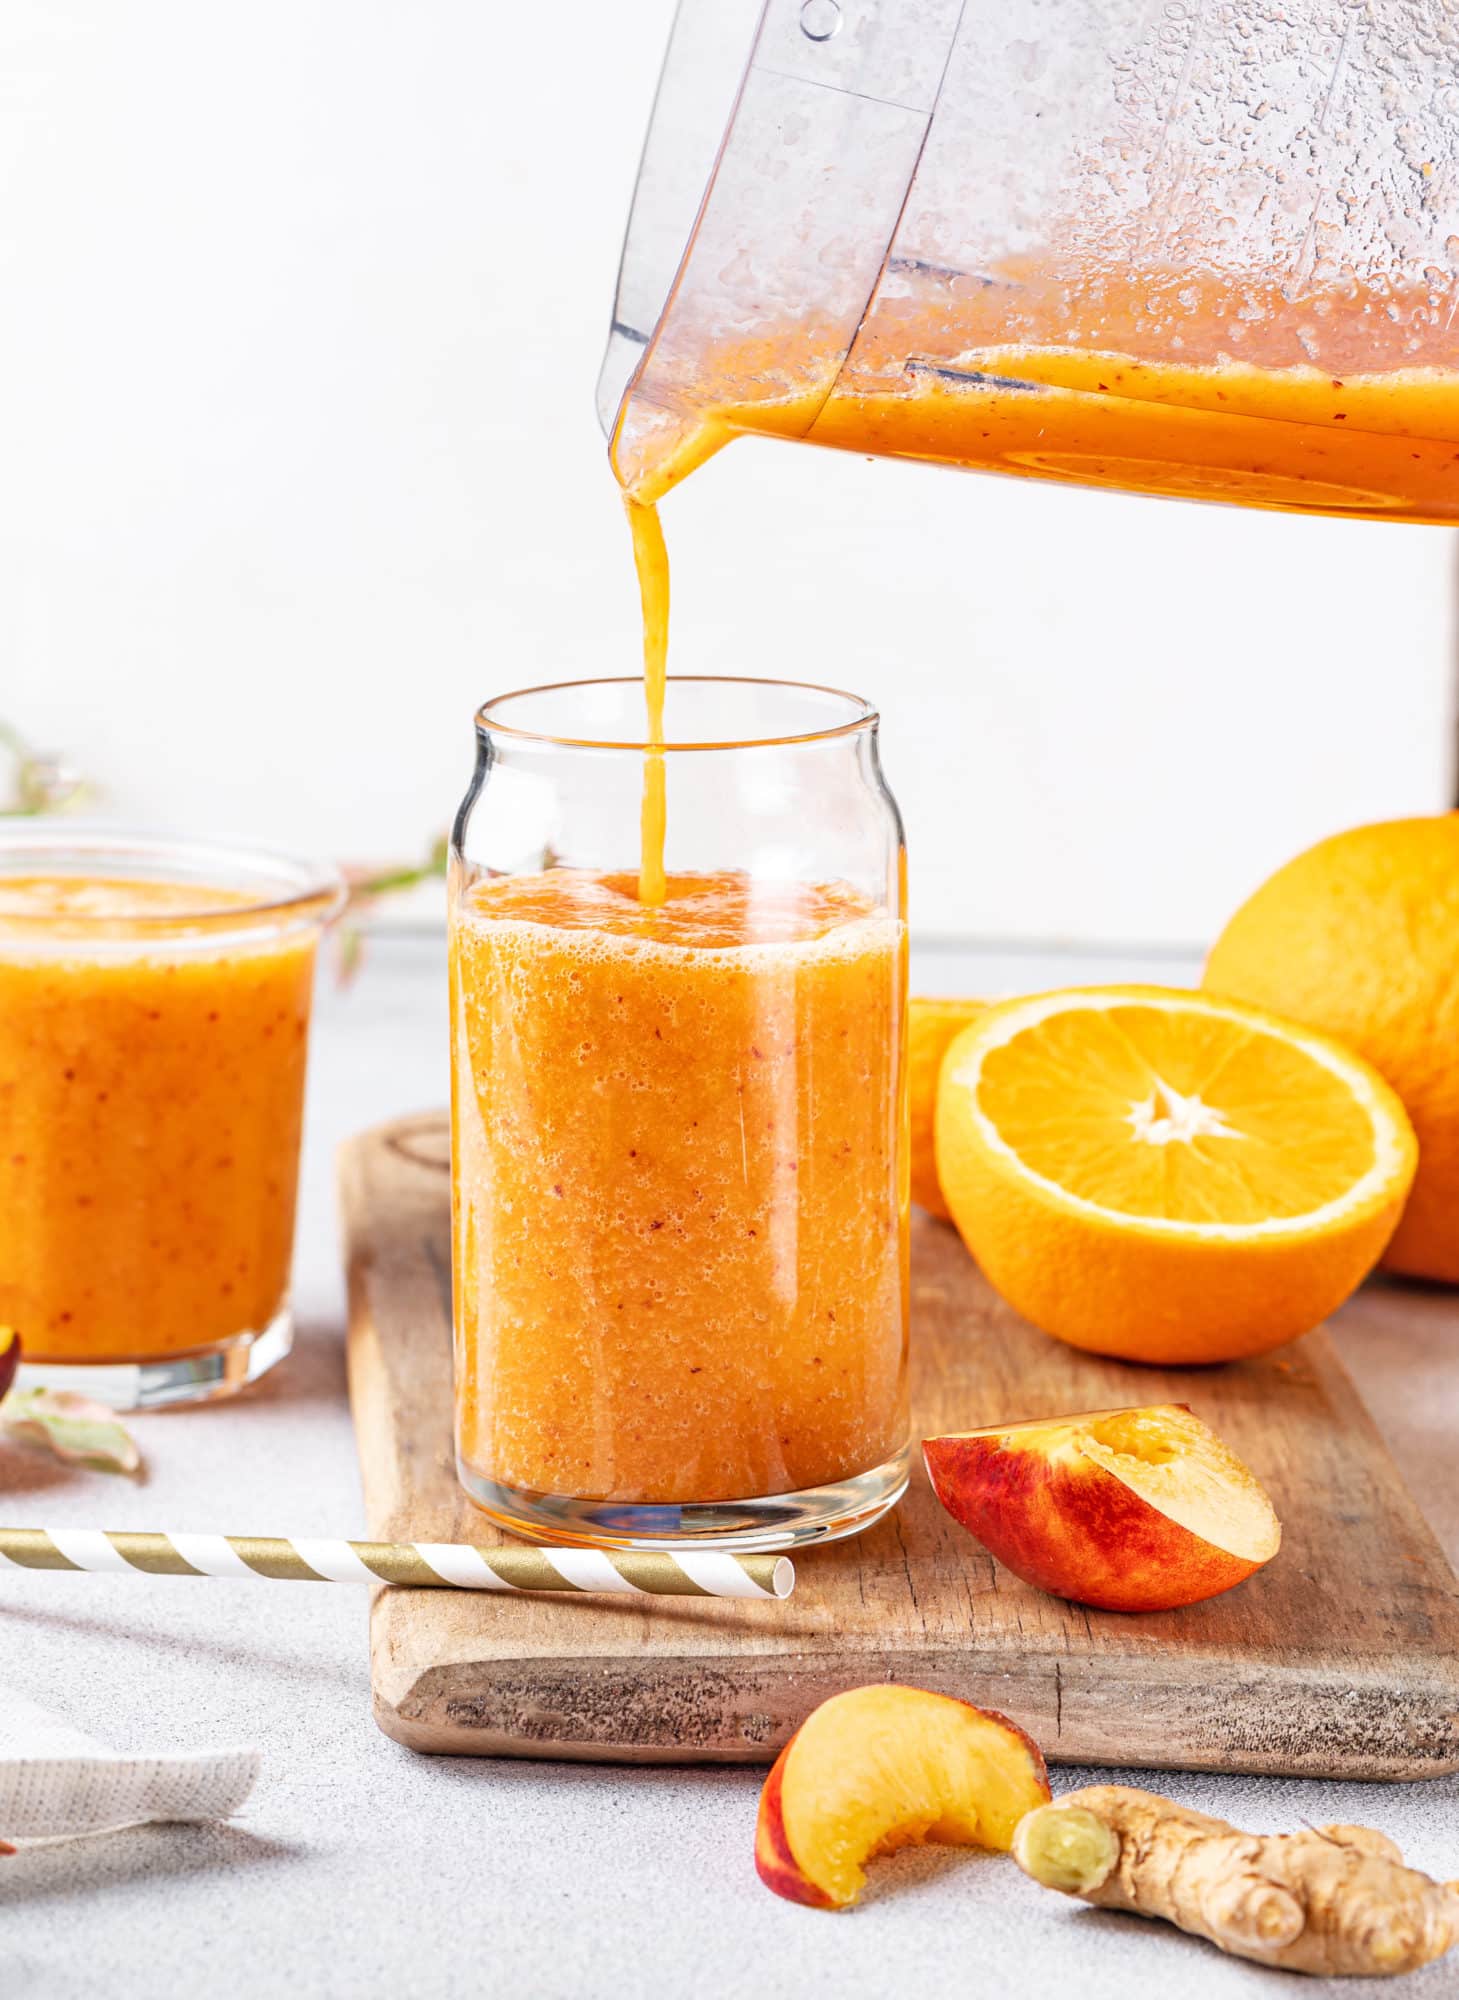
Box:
[716,247,758,294]
[798,0,841,42]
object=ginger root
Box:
[1012,1786,1459,1977]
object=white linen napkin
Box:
[0,1694,259,1844]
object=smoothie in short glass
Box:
[0,831,343,1407]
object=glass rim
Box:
[0,824,347,929]
[475,675,879,753]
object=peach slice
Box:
[0,1325,17,1403]
[755,1684,1050,1909]
[923,1404,1281,1613]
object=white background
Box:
[1,0,1454,947]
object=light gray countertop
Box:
[5,936,1457,2000]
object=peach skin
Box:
[923,1405,1281,1613]
[755,1684,1050,1909]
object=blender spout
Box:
[595,0,764,441]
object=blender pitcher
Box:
[599,0,1459,522]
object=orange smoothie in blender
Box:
[451,856,907,1533]
[615,272,1459,523]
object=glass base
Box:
[14,1306,294,1412]
[455,1445,910,1552]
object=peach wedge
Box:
[923,1404,1281,1613]
[755,1684,1050,1910]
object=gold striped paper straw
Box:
[0,1528,793,1599]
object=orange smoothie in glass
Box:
[0,840,339,1402]
[451,866,907,1516]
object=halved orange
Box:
[909,996,987,1218]
[934,986,1417,1363]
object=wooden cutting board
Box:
[341,1111,1459,1776]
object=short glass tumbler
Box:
[449,676,910,1549]
[0,829,343,1409]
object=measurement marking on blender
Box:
[887,256,1000,285]
[904,361,1050,393]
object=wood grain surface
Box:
[342,1112,1459,1776]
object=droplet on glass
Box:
[800,0,842,42]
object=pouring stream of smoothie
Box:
[625,497,669,906]
[615,273,1459,901]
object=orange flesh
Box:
[909,996,986,1218]
[0,877,316,1361]
[972,1001,1381,1226]
[772,1687,1050,1907]
[449,867,907,1503]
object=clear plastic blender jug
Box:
[599,0,1459,521]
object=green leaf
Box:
[2,1387,143,1477]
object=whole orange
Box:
[1203,814,1459,1282]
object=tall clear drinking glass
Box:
[449,677,909,1549]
